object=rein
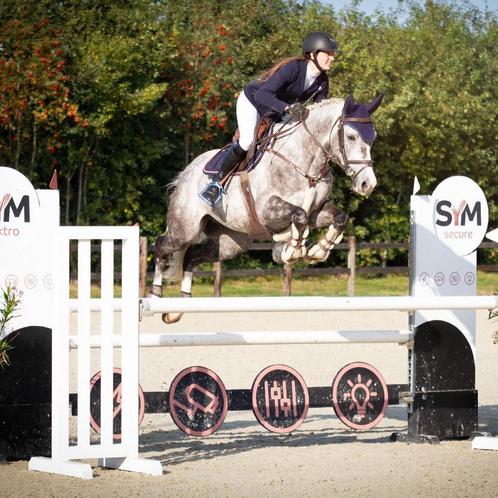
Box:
[262,108,374,187]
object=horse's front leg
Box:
[305,201,348,264]
[262,195,309,265]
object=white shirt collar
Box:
[304,61,321,90]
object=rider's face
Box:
[315,50,336,71]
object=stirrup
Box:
[198,181,224,207]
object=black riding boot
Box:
[199,142,246,207]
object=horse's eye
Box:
[347,134,356,141]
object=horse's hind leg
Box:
[161,227,251,324]
[152,230,194,324]
[150,231,184,296]
[305,201,348,263]
[183,227,251,276]
[150,233,175,297]
[151,216,205,297]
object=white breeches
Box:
[236,91,260,151]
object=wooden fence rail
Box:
[138,237,497,297]
[67,238,497,297]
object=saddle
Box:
[202,116,276,179]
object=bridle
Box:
[335,114,374,178]
[302,112,374,180]
[239,104,376,238]
[261,108,375,187]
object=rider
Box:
[199,31,339,207]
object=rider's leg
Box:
[199,92,259,207]
[236,91,260,151]
[198,142,246,206]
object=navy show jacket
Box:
[244,59,329,117]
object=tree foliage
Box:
[0,0,496,264]
[0,17,84,182]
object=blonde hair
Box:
[256,56,307,83]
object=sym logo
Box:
[432,176,488,256]
[435,200,482,227]
[0,193,30,222]
[0,167,40,243]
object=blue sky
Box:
[321,0,497,15]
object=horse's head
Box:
[332,93,383,196]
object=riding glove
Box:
[285,102,309,121]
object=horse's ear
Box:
[343,94,356,115]
[365,92,384,114]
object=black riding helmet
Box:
[302,32,338,56]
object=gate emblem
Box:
[251,364,309,434]
[89,367,145,440]
[331,362,388,430]
[169,366,228,436]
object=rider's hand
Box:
[284,102,309,121]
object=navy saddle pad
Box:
[202,145,232,175]
[202,121,275,176]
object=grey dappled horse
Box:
[152,93,383,323]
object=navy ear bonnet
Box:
[344,104,377,145]
[342,93,384,145]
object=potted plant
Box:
[0,284,22,367]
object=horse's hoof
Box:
[149,285,163,298]
[162,312,183,324]
[304,254,329,264]
[161,292,190,324]
[305,244,330,264]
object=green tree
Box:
[0,0,495,261]
[0,18,84,181]
[328,1,497,249]
[54,1,171,227]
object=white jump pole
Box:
[69,329,412,348]
[140,295,498,315]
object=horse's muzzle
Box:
[354,168,377,196]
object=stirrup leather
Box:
[198,181,224,207]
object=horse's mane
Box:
[307,97,344,111]
[166,176,179,193]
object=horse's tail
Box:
[163,249,186,282]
